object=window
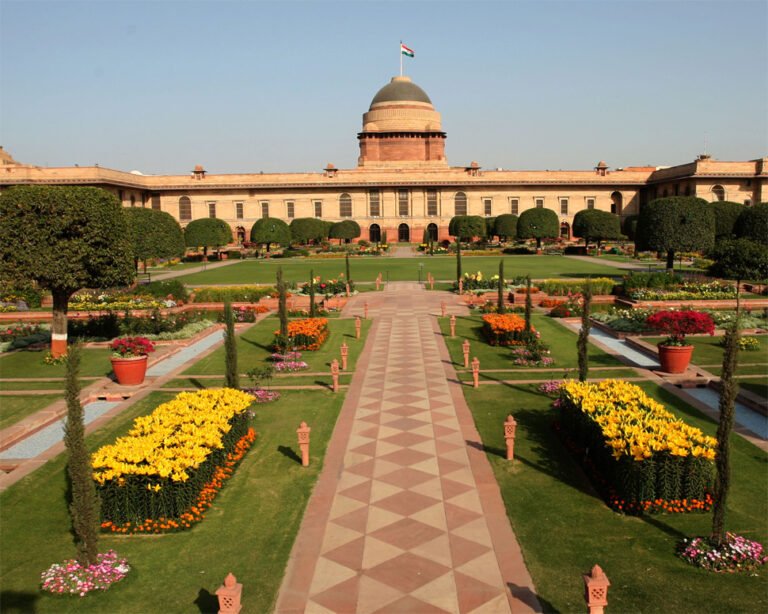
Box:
[118,189,124,202]
[314,201,323,218]
[286,201,295,218]
[483,198,492,217]
[260,202,269,218]
[340,193,352,218]
[179,196,192,221]
[130,195,136,207]
[369,190,380,217]
[610,191,623,215]
[535,198,544,208]
[151,194,161,210]
[398,189,410,216]
[586,197,595,210]
[426,190,438,216]
[455,192,467,216]
[208,202,217,218]
[509,198,519,215]
[712,185,726,201]
[235,202,244,220]
[560,198,569,215]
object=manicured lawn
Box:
[0,388,345,612]
[0,394,61,430]
[184,316,370,376]
[0,348,113,379]
[439,314,623,371]
[174,256,626,285]
[461,380,768,612]
[643,335,768,368]
[736,376,768,400]
[161,374,354,389]
[454,368,639,383]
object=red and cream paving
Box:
[277,284,538,613]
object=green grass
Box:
[461,380,768,613]
[0,388,345,612]
[439,314,623,370]
[736,376,768,400]
[0,380,67,391]
[0,348,113,379]
[161,374,354,389]
[0,394,61,430]
[455,368,639,382]
[174,256,627,285]
[184,316,370,376]
[643,335,768,368]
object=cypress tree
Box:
[63,344,100,566]
[524,275,532,333]
[345,252,352,284]
[456,239,462,285]
[577,278,593,382]
[309,268,317,317]
[224,298,239,389]
[497,259,505,314]
[277,267,288,351]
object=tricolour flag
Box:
[401,43,414,58]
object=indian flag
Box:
[400,43,414,58]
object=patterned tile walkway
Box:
[277,283,539,613]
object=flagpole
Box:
[399,40,403,76]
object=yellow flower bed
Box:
[92,388,254,485]
[560,380,716,461]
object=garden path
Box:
[387,245,418,258]
[562,254,647,271]
[146,257,242,281]
[277,282,539,613]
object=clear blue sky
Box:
[1,0,766,174]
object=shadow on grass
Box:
[278,445,302,465]
[466,438,505,459]
[0,591,39,613]
[240,337,273,352]
[508,583,555,613]
[637,512,688,541]
[194,587,219,613]
[189,378,208,389]
[315,380,333,391]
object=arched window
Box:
[369,224,381,243]
[455,192,467,216]
[179,196,192,221]
[236,226,246,244]
[339,193,352,218]
[712,185,726,201]
[427,223,438,242]
[560,222,571,239]
[398,223,410,242]
[610,191,623,215]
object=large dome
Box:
[370,76,432,107]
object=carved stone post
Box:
[297,422,311,467]
[429,278,434,290]
[345,283,351,297]
[458,279,463,294]
[331,359,340,393]
[583,564,610,614]
[340,342,348,370]
[441,302,446,318]
[355,316,361,339]
[364,302,369,319]
[376,277,381,291]
[504,414,518,461]
[471,357,480,388]
[450,315,456,337]
[216,572,243,613]
[462,339,470,368]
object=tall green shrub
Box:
[456,239,462,284]
[497,259,505,314]
[577,279,593,382]
[345,252,351,283]
[64,344,100,565]
[223,299,239,389]
[277,267,288,351]
[524,275,532,332]
[309,269,317,317]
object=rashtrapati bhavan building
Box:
[1,75,765,244]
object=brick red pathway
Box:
[277,283,539,613]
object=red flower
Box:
[646,310,715,345]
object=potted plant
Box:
[110,337,155,385]
[645,310,715,373]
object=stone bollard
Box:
[355,316,361,339]
[345,283,351,297]
[376,277,381,291]
[504,414,517,461]
[583,565,610,614]
[429,278,434,290]
[441,302,446,318]
[462,339,470,368]
[297,422,311,466]
[471,357,480,388]
[216,572,243,613]
[458,279,463,294]
[450,315,456,337]
[331,359,340,393]
[340,342,348,370]
[364,302,369,319]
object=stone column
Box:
[340,342,348,370]
[331,359,340,393]
[471,357,480,388]
[504,414,517,461]
[450,315,456,337]
[441,302,446,318]
[462,339,470,368]
[355,316,361,339]
[297,422,311,466]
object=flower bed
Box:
[277,318,329,351]
[299,277,353,296]
[557,380,716,514]
[629,281,736,301]
[93,388,255,531]
[41,550,130,596]
[538,277,616,296]
[274,360,309,372]
[481,313,532,346]
[677,533,768,573]
[191,285,273,303]
[70,293,165,311]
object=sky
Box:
[1,0,766,174]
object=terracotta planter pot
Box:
[657,344,694,374]
[111,355,149,385]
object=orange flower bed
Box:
[275,317,329,350]
[101,428,257,534]
[482,313,533,346]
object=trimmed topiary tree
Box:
[494,214,518,241]
[0,185,134,356]
[485,217,497,241]
[329,220,361,245]
[497,259,505,314]
[309,269,317,317]
[63,344,100,565]
[290,218,326,245]
[345,252,352,284]
[734,202,768,246]
[223,299,239,389]
[276,267,288,351]
[251,217,291,252]
[577,279,592,382]
[524,275,533,332]
[708,201,744,241]
[449,215,486,241]
[636,196,714,270]
[572,209,622,251]
[456,239,462,285]
[709,238,768,309]
[124,208,185,273]
[184,218,232,261]
[517,208,559,251]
